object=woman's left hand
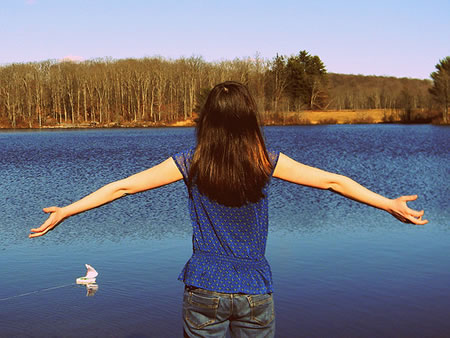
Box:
[388,195,428,225]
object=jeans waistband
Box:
[185,285,248,296]
[185,285,272,297]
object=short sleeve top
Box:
[172,148,279,294]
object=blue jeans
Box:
[183,286,275,338]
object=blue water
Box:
[0,125,449,337]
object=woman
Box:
[30,81,427,337]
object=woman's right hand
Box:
[29,207,67,238]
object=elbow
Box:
[109,180,133,199]
[116,189,130,198]
[327,174,350,194]
[117,185,136,197]
[327,183,339,193]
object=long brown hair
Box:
[188,81,273,207]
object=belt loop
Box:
[230,293,234,314]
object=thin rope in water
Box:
[0,283,75,302]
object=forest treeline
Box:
[0,52,443,128]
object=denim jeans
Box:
[183,286,275,338]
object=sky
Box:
[1,0,449,79]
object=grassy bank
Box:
[262,110,385,125]
[262,109,441,125]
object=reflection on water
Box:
[84,284,99,297]
[0,125,449,337]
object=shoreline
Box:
[0,122,440,132]
[0,109,444,130]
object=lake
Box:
[0,125,449,337]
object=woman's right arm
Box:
[272,153,428,225]
[29,157,183,238]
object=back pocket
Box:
[246,293,275,326]
[184,290,220,329]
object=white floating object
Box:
[76,264,98,284]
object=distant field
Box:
[262,109,396,125]
[295,109,386,124]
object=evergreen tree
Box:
[286,51,327,110]
[429,56,450,123]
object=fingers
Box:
[43,206,58,213]
[403,208,428,225]
[405,208,428,225]
[29,222,56,237]
[408,208,424,218]
[30,215,54,233]
[29,207,60,238]
[393,212,428,225]
[407,216,428,225]
[400,195,418,202]
[29,223,54,237]
[29,227,52,238]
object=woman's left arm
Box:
[273,153,428,225]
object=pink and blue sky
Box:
[1,0,449,79]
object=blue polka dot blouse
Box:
[172,148,280,294]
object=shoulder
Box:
[267,149,280,169]
[172,147,195,180]
[173,147,195,162]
